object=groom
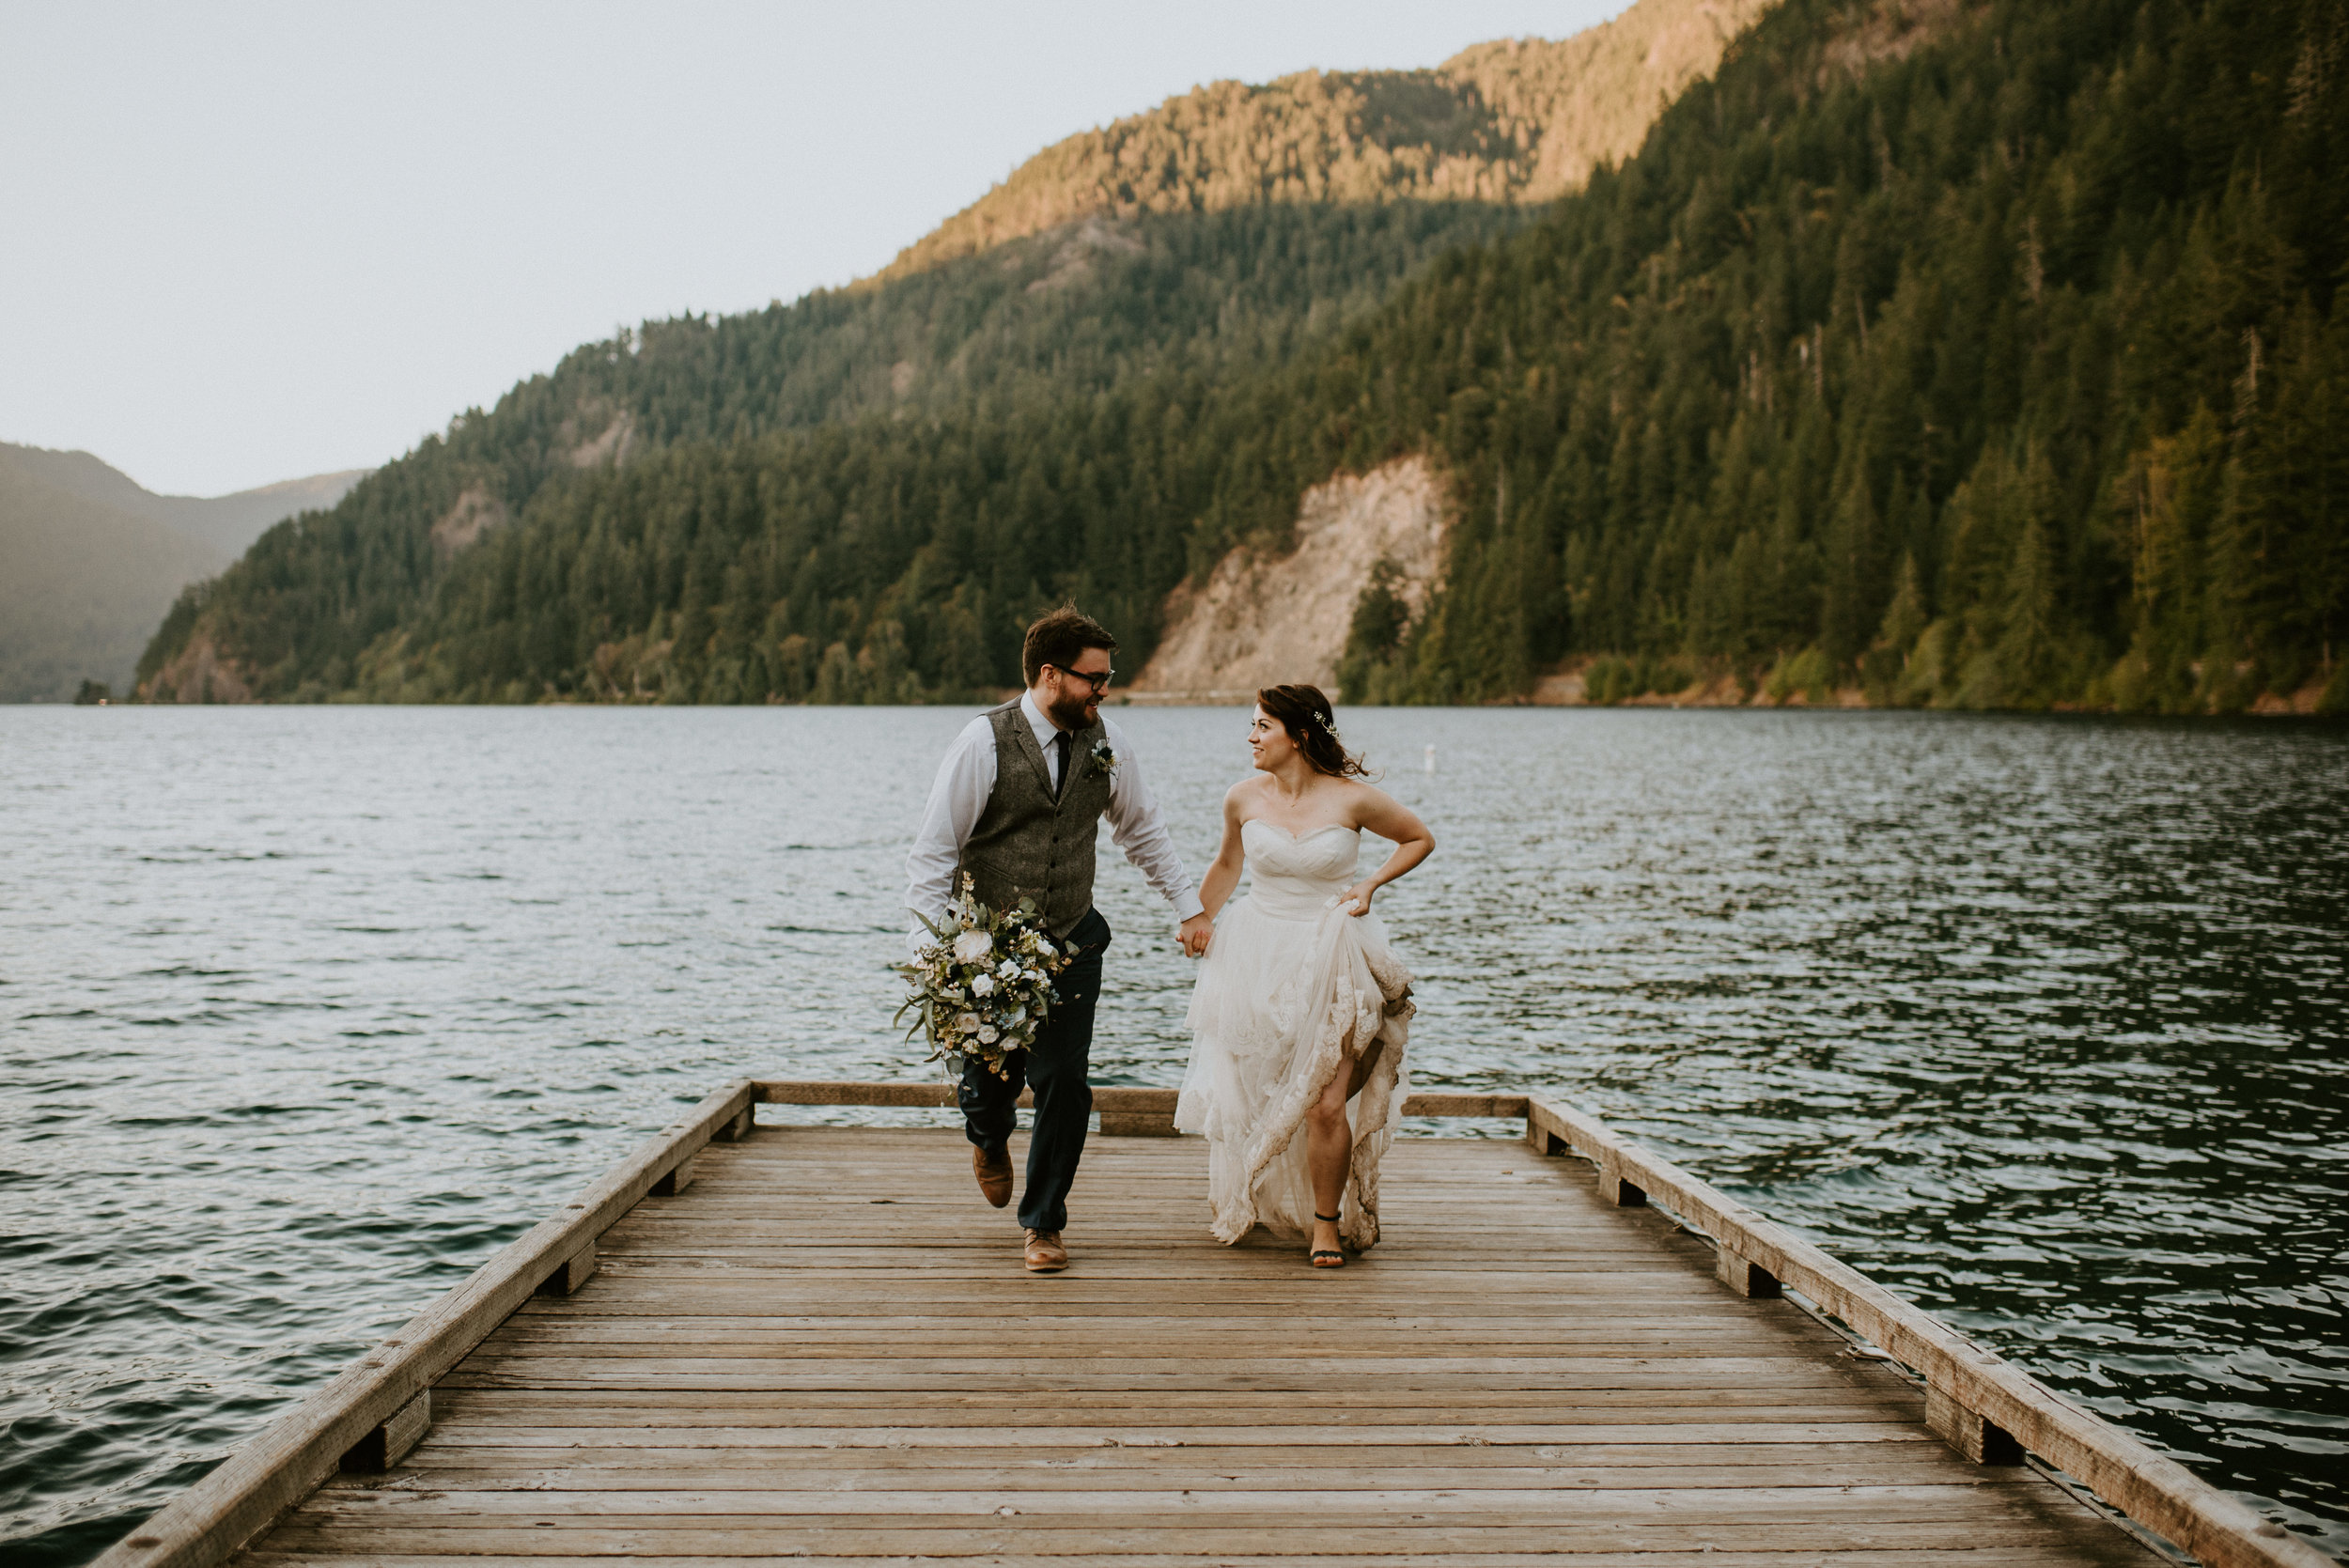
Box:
[906,606,1211,1273]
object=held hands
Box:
[1177,912,1214,957]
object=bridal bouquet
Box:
[895,875,1071,1079]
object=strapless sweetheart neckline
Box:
[1244,820,1356,841]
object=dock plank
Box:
[231,1127,2155,1566]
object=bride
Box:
[1175,684,1435,1266]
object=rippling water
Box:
[2,706,2342,1560]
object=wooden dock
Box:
[100,1083,2332,1568]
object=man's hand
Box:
[1177,912,1214,957]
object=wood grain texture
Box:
[96,1081,761,1568]
[1524,1094,2328,1568]
[226,1126,2157,1568]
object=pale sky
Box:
[5,1,1622,498]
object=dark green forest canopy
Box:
[1330,0,2349,712]
[145,0,2349,713]
[137,201,1522,701]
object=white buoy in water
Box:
[1423,744,1436,773]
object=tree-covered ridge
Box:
[1315,0,2349,712]
[132,0,1773,705]
[136,201,1520,700]
[139,0,1770,707]
[878,0,1771,282]
[144,0,2347,716]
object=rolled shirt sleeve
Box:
[1099,717,1205,924]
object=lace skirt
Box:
[1173,893,1414,1249]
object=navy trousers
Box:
[958,907,1111,1234]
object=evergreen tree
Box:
[137,0,2349,715]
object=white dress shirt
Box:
[906,691,1204,941]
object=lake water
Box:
[2,705,2343,1560]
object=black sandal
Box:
[1309,1211,1346,1268]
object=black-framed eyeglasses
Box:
[1051,664,1114,693]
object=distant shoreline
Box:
[26,693,2345,720]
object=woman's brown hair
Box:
[1257,684,1371,778]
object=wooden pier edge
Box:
[1521,1093,2332,1568]
[88,1079,2329,1568]
[90,1079,762,1568]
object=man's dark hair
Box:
[1022,606,1117,687]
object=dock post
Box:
[715,1106,754,1141]
[337,1389,429,1473]
[652,1154,696,1195]
[1525,1111,1641,1203]
[1716,1248,1781,1297]
[1598,1160,1646,1206]
[537,1240,598,1296]
[1927,1386,2025,1466]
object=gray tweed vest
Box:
[956,700,1112,939]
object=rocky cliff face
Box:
[1133,456,1448,700]
[138,629,255,705]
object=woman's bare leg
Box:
[1305,1049,1371,1258]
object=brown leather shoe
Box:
[1023,1228,1068,1272]
[972,1145,1013,1208]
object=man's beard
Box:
[1045,687,1096,731]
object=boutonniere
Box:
[1090,737,1119,778]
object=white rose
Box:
[971,973,994,997]
[996,958,1021,979]
[977,1025,999,1044]
[954,1011,979,1034]
[953,930,995,966]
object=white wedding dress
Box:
[1174,821,1415,1250]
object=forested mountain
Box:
[142,0,2347,714]
[2,450,219,703]
[132,201,1527,701]
[876,0,1768,280]
[0,444,360,701]
[131,0,1758,706]
[1328,0,2349,713]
